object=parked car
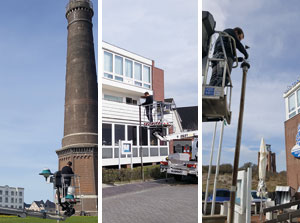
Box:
[207,189,230,202]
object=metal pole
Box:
[119,140,121,170]
[211,120,225,215]
[246,167,252,223]
[139,105,144,181]
[228,62,250,223]
[204,122,218,215]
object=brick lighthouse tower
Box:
[56,0,98,215]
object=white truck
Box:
[154,131,198,181]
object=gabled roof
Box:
[33,200,44,208]
[164,98,175,103]
[176,106,198,131]
[24,203,31,208]
[45,200,55,208]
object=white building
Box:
[102,42,175,166]
[0,185,24,209]
[283,80,300,120]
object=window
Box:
[19,206,22,209]
[141,127,148,146]
[297,90,300,107]
[144,84,151,89]
[104,73,113,79]
[19,192,22,196]
[102,148,113,159]
[11,191,14,196]
[128,126,137,145]
[102,124,112,146]
[143,66,150,83]
[0,190,2,195]
[104,51,113,72]
[114,76,123,82]
[19,198,22,203]
[0,197,2,202]
[11,198,14,203]
[15,199,17,203]
[125,59,133,78]
[11,205,13,208]
[115,125,125,146]
[135,81,142,87]
[126,97,138,105]
[115,55,123,75]
[104,94,123,103]
[126,97,132,104]
[150,129,158,146]
[160,128,167,145]
[5,191,8,196]
[134,63,142,81]
[289,93,296,113]
[5,198,8,203]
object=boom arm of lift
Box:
[153,130,198,141]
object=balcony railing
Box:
[102,100,174,125]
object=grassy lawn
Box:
[0,216,98,223]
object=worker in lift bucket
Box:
[61,161,74,197]
[209,27,249,87]
[141,92,153,122]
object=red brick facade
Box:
[57,147,98,214]
[285,114,300,190]
[152,61,165,102]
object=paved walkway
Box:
[102,178,198,223]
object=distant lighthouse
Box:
[56,0,98,215]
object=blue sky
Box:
[202,0,300,172]
[0,0,98,203]
[103,0,197,107]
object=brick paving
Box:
[102,178,198,223]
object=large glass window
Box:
[102,124,112,146]
[141,127,148,146]
[125,59,133,78]
[289,94,296,113]
[115,124,125,146]
[128,126,137,145]
[134,63,142,81]
[143,66,150,83]
[104,94,123,103]
[104,51,113,73]
[115,55,123,75]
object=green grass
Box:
[0,216,97,223]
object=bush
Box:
[102,165,165,184]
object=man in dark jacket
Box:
[141,92,153,122]
[209,27,248,87]
[61,161,74,196]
